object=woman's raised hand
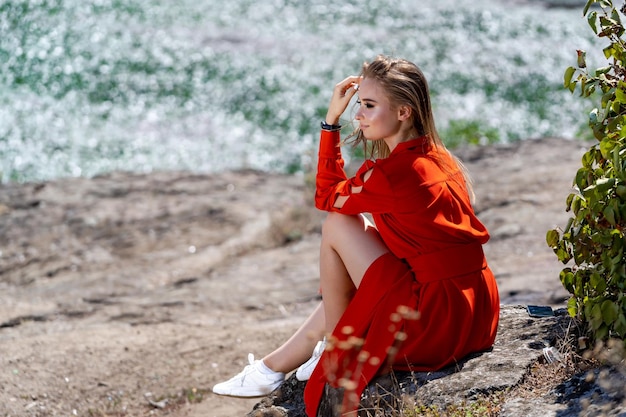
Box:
[325,76,361,125]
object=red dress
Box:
[303,130,500,416]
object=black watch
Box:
[321,121,342,131]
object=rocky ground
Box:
[0,136,596,416]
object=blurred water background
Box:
[0,0,605,183]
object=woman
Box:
[212,55,500,416]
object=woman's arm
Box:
[333,169,372,209]
[316,75,373,211]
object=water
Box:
[0,0,604,183]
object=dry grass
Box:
[389,321,624,417]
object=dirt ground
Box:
[0,136,589,416]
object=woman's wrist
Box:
[321,121,342,131]
[325,112,341,125]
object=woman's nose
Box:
[355,108,363,120]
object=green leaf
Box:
[584,0,596,16]
[582,149,596,167]
[613,146,622,173]
[619,199,626,219]
[591,302,604,330]
[588,11,599,33]
[615,313,626,337]
[582,184,596,196]
[611,7,622,27]
[585,300,594,320]
[572,195,582,214]
[604,205,616,225]
[576,167,591,189]
[564,66,577,88]
[566,192,575,208]
[602,91,615,107]
[546,229,560,247]
[591,271,607,293]
[596,177,616,193]
[608,117,621,132]
[600,140,616,159]
[561,269,575,292]
[599,0,612,8]
[599,16,617,32]
[580,77,588,97]
[593,124,607,140]
[595,324,609,340]
[557,247,572,263]
[611,251,625,273]
[567,296,578,317]
[601,300,619,325]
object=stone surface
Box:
[501,366,626,417]
[248,305,585,416]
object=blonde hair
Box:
[347,55,474,198]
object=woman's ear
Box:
[397,105,412,121]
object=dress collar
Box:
[391,135,431,155]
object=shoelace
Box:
[226,353,257,383]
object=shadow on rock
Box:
[247,305,590,416]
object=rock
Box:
[247,306,626,417]
[501,363,626,417]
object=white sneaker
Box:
[296,338,326,381]
[212,353,285,397]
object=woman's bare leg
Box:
[262,212,388,373]
[263,302,326,373]
[319,212,389,333]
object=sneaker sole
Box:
[212,388,279,398]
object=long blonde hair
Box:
[347,55,474,198]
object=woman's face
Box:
[355,77,403,142]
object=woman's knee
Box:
[321,212,366,241]
[321,213,386,253]
[321,213,354,248]
[320,212,389,288]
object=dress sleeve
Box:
[339,166,397,214]
[314,129,350,211]
[314,129,397,214]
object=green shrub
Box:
[442,119,500,148]
[546,0,626,346]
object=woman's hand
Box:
[325,76,361,125]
